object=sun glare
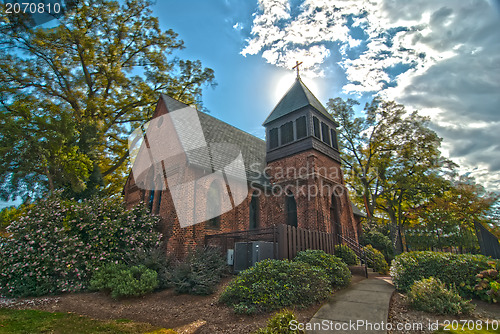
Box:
[273,73,321,104]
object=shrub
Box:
[474,261,500,303]
[170,247,227,295]
[0,193,161,297]
[125,244,173,290]
[360,230,394,262]
[363,245,389,274]
[407,277,475,315]
[294,249,351,288]
[220,259,331,314]
[90,263,158,299]
[390,251,497,296]
[255,309,304,334]
[334,245,358,265]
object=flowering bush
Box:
[0,193,161,297]
[474,261,500,303]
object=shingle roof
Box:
[161,95,269,186]
[263,77,335,125]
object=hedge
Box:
[390,251,498,296]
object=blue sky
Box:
[153,0,500,192]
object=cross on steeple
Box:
[292,61,303,79]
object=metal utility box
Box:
[233,241,275,272]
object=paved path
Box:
[307,273,395,334]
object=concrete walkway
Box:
[307,272,395,334]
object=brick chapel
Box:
[123,75,364,257]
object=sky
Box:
[152,0,500,193]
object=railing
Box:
[338,232,373,278]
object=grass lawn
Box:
[0,308,175,334]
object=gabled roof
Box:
[160,95,269,186]
[263,77,335,125]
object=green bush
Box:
[360,230,394,262]
[255,309,304,334]
[334,245,358,265]
[170,247,227,295]
[90,263,158,299]
[220,259,331,314]
[363,245,389,274]
[407,277,475,315]
[294,249,351,288]
[474,261,500,303]
[390,251,498,296]
[125,244,173,290]
[0,193,161,297]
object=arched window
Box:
[330,193,342,243]
[155,190,162,214]
[206,181,221,228]
[249,192,260,230]
[286,192,297,227]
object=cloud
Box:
[243,0,500,191]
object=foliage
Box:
[334,245,359,265]
[407,277,475,315]
[255,309,304,334]
[125,243,173,290]
[405,179,496,253]
[390,251,497,296]
[363,245,389,274]
[0,193,161,297]
[294,249,351,287]
[327,97,446,252]
[0,0,216,200]
[0,308,166,334]
[0,204,27,237]
[220,259,331,314]
[360,229,394,262]
[170,247,228,295]
[90,263,158,299]
[474,261,500,303]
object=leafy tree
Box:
[0,0,215,200]
[406,176,497,252]
[327,97,446,252]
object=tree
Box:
[406,176,497,252]
[0,0,216,200]
[327,97,445,252]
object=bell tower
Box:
[263,70,358,241]
[263,76,340,164]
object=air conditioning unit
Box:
[233,241,275,272]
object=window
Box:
[155,190,162,214]
[269,128,278,149]
[286,192,297,227]
[321,122,331,145]
[148,190,155,212]
[313,116,320,138]
[280,121,294,145]
[206,181,221,228]
[296,116,307,139]
[249,192,259,230]
[331,129,338,149]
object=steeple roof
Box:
[263,77,335,125]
